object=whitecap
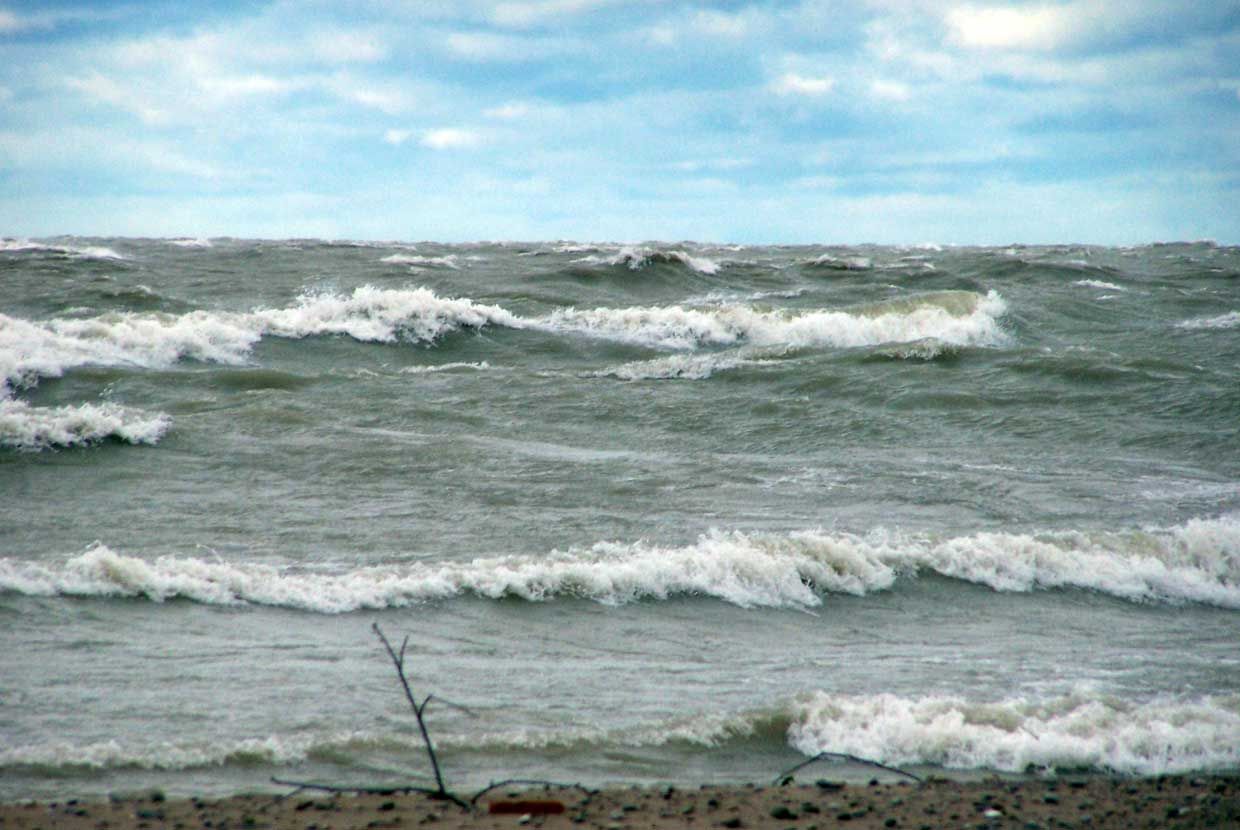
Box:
[788,690,1240,776]
[0,400,170,450]
[4,517,1236,611]
[1178,311,1240,330]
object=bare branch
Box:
[470,780,597,808]
[372,623,450,799]
[774,751,924,786]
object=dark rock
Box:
[769,806,797,820]
[815,780,844,792]
[720,818,742,828]
[800,801,820,814]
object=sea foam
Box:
[537,290,1008,352]
[5,691,1234,778]
[1178,311,1240,330]
[0,400,170,450]
[788,690,1240,776]
[572,246,722,275]
[3,517,1237,612]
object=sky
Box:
[0,0,1238,244]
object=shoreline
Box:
[2,776,1236,830]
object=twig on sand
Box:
[775,751,924,786]
[469,779,597,808]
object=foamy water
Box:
[2,238,1237,799]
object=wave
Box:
[1072,279,1124,291]
[594,351,780,381]
[802,254,872,271]
[0,287,520,395]
[539,290,1007,351]
[380,254,460,269]
[399,361,492,375]
[1179,311,1240,330]
[2,287,1004,401]
[788,691,1240,776]
[3,517,1237,612]
[0,399,170,450]
[166,237,212,248]
[571,246,723,275]
[0,239,125,260]
[3,692,1235,777]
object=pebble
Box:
[769,806,797,820]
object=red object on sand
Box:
[488,799,567,815]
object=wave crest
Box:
[538,290,1008,352]
[3,518,1237,611]
[789,691,1240,775]
[0,400,170,450]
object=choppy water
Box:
[2,237,1238,800]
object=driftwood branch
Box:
[371,623,463,805]
[469,779,597,808]
[775,751,924,785]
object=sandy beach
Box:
[2,777,1235,830]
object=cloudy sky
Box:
[1,0,1237,243]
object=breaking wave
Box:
[3,691,1235,777]
[1179,311,1240,330]
[571,246,723,275]
[0,287,520,395]
[0,400,169,451]
[381,253,461,269]
[788,690,1240,776]
[3,517,1237,612]
[539,290,1007,351]
[1,239,125,260]
[1072,279,1124,291]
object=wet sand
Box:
[2,776,1236,830]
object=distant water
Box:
[2,237,1238,800]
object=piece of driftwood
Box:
[774,751,924,785]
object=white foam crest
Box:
[804,253,872,270]
[0,400,169,450]
[594,352,779,381]
[254,286,520,344]
[0,731,367,772]
[166,237,213,248]
[380,253,460,269]
[1178,311,1240,330]
[1,288,521,394]
[5,518,1235,611]
[0,310,261,393]
[572,246,722,275]
[0,239,125,259]
[1073,279,1124,291]
[0,532,896,612]
[399,361,492,375]
[789,691,1240,775]
[536,291,1007,352]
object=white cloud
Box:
[421,128,482,149]
[692,10,749,38]
[65,72,169,125]
[946,4,1076,51]
[447,31,524,61]
[312,30,388,64]
[0,9,23,33]
[492,0,613,28]
[484,102,530,119]
[384,129,414,146]
[671,157,753,173]
[198,73,299,98]
[771,72,835,96]
[870,79,912,101]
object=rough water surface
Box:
[1,238,1238,799]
